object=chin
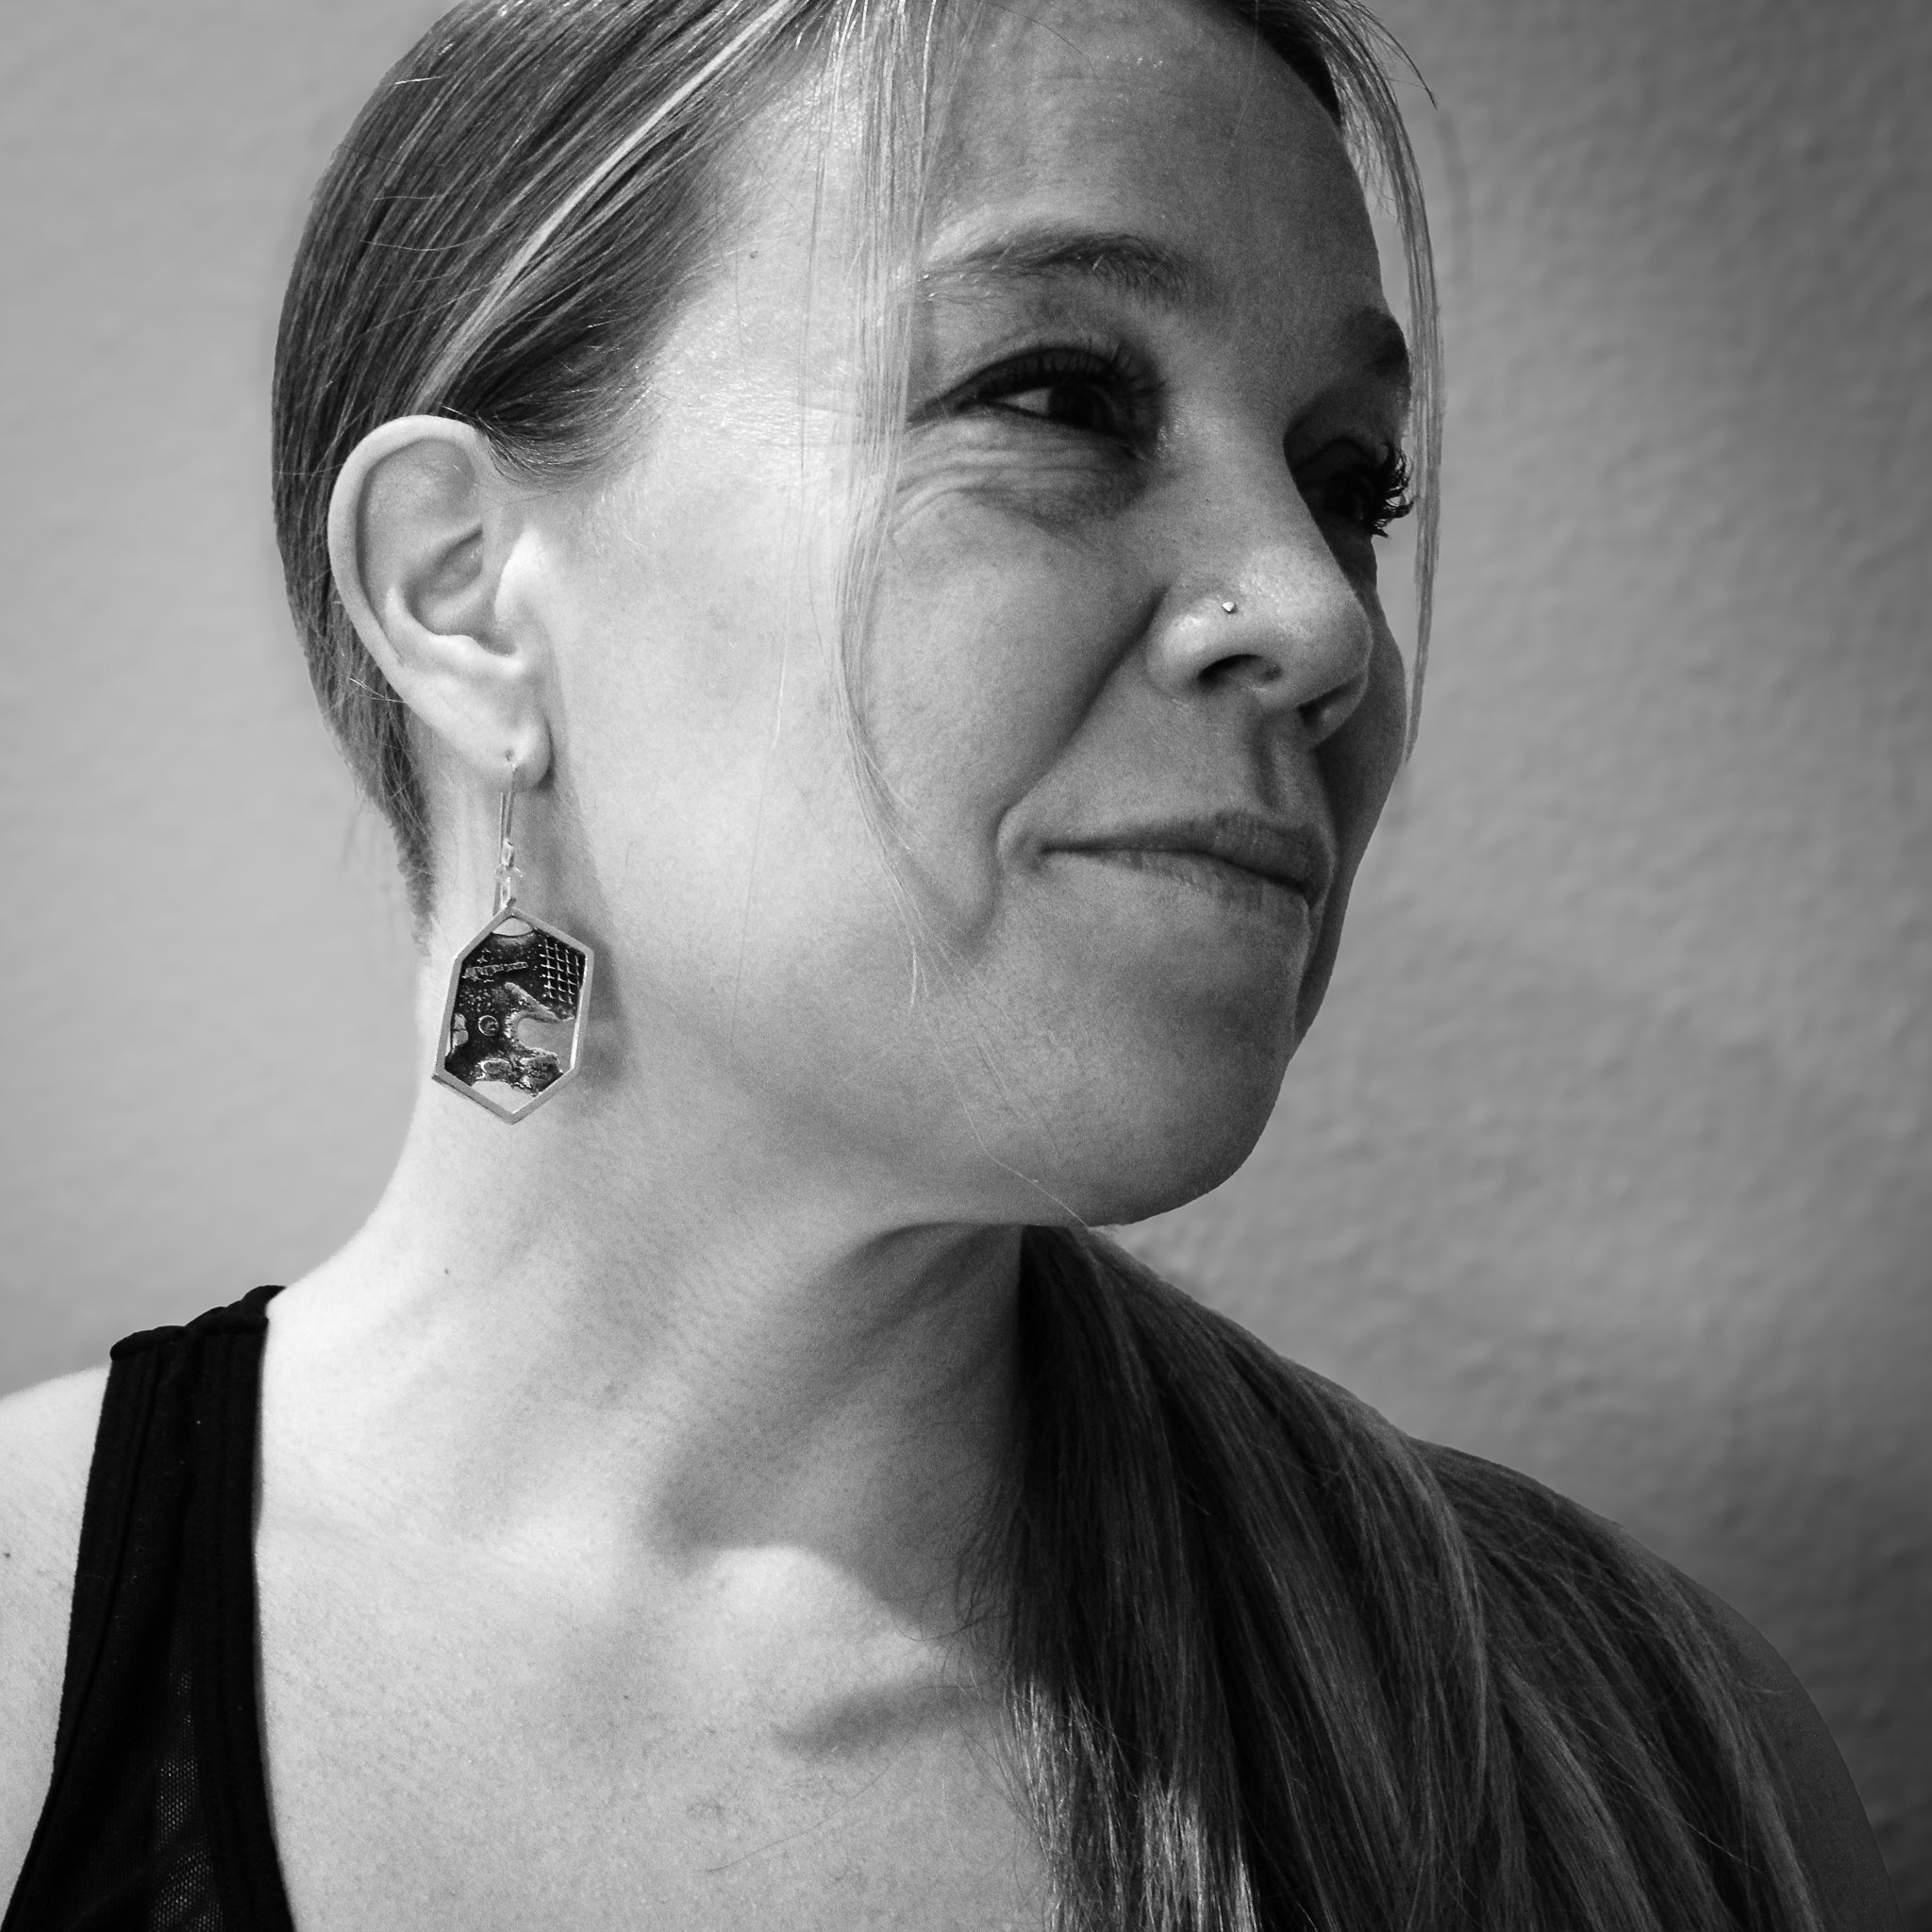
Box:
[1007,1047,1291,1230]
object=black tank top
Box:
[1,1285,1882,1931]
[3,1287,296,1932]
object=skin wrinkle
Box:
[853,557,1092,1199]
[728,575,792,1063]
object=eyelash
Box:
[958,341,1159,441]
[1312,446,1415,541]
[955,342,1415,540]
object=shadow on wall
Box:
[1120,875,1932,1916]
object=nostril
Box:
[1201,651,1283,692]
[1300,666,1370,744]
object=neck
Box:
[270,1009,1026,1632]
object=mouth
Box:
[1046,811,1335,922]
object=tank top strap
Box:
[2,1286,294,1932]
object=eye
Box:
[999,375,1122,437]
[954,344,1157,445]
[1301,444,1415,540]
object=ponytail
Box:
[996,1227,1823,1932]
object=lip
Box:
[1047,810,1336,908]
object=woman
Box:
[0,0,1900,1924]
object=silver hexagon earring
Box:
[432,771,594,1124]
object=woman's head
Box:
[276,0,1437,1224]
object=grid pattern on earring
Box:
[432,775,596,1124]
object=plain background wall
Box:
[2,0,1926,1910]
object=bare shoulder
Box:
[0,1366,108,1889]
[1687,1580,1904,1932]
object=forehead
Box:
[924,0,1380,306]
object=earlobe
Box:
[326,416,552,786]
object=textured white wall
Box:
[1,0,1925,1910]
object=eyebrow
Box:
[921,222,1414,404]
[921,224,1212,313]
[1340,307,1414,408]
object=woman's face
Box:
[537,0,1412,1224]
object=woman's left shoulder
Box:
[1424,1442,1901,1931]
[1675,1576,1903,1932]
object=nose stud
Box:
[1220,598,1238,614]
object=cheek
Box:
[552,460,863,972]
[1290,625,1407,1036]
[862,503,1144,924]
[1324,625,1409,869]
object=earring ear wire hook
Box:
[494,777,519,916]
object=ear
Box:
[327,417,552,787]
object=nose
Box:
[1141,484,1377,748]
